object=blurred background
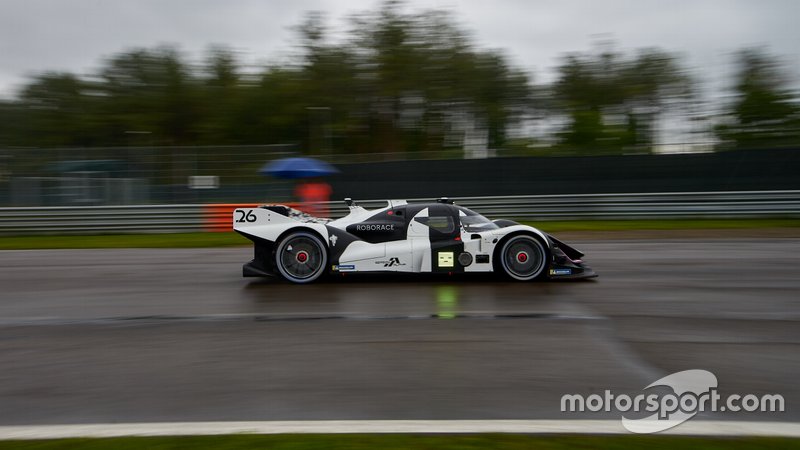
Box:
[0,0,798,209]
[1,2,799,441]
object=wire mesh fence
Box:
[0,144,506,206]
[0,144,299,206]
[2,145,799,208]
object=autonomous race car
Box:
[234,198,596,283]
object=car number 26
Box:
[236,210,257,223]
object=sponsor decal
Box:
[329,234,338,247]
[560,369,785,434]
[550,268,572,275]
[332,264,355,272]
[355,224,395,231]
[438,252,454,268]
[376,257,405,267]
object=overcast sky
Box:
[1,0,799,99]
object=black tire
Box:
[498,234,548,281]
[274,231,328,284]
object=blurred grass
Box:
[1,434,798,449]
[0,219,798,250]
[0,232,248,250]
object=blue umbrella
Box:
[259,157,339,179]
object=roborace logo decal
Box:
[356,224,395,231]
[376,257,405,267]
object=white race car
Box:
[234,198,595,283]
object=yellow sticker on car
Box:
[438,251,454,268]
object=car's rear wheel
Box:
[499,235,548,281]
[275,231,327,284]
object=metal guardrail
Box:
[0,205,205,235]
[443,190,800,220]
[1,190,798,235]
[324,190,800,220]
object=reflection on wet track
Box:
[0,239,798,424]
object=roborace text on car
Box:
[234,198,596,283]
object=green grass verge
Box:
[0,232,248,250]
[1,434,798,450]
[0,219,798,250]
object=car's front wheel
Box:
[275,231,328,284]
[498,235,548,281]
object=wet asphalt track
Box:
[0,238,798,425]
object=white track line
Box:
[0,420,799,439]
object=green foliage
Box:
[552,47,693,153]
[1,2,797,156]
[16,72,97,147]
[716,48,800,149]
[98,47,203,146]
[0,1,531,155]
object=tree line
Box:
[0,1,797,154]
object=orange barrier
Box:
[203,203,259,232]
[203,203,300,232]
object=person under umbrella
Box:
[259,157,338,217]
